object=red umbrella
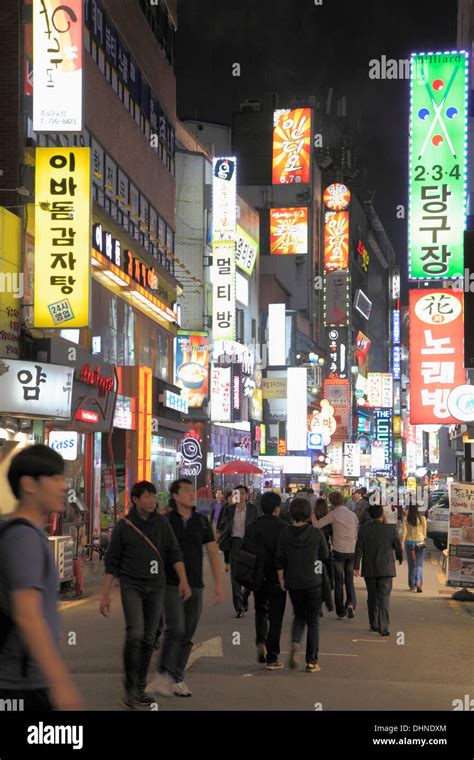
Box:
[213,460,263,475]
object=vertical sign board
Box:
[175,331,209,409]
[447,483,474,588]
[212,158,237,341]
[374,409,393,475]
[272,108,312,185]
[33,0,83,131]
[286,368,308,451]
[268,304,286,366]
[324,271,349,326]
[343,443,361,477]
[34,147,91,328]
[324,211,349,271]
[270,208,308,255]
[408,52,468,279]
[409,290,465,424]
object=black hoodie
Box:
[105,507,183,587]
[276,524,329,590]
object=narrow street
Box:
[59,543,474,711]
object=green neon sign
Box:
[408,51,469,280]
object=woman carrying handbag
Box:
[402,503,427,593]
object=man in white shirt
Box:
[313,490,359,619]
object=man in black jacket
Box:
[276,498,329,672]
[354,488,371,525]
[100,481,191,709]
[243,492,287,670]
[218,488,259,617]
[354,503,403,636]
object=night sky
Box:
[176,0,458,270]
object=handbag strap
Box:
[124,519,164,567]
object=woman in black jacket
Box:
[314,497,334,614]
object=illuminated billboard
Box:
[326,327,348,379]
[33,0,83,131]
[270,208,308,255]
[408,52,469,279]
[324,211,349,271]
[323,183,351,211]
[175,331,209,408]
[212,156,237,342]
[34,147,91,328]
[409,289,465,424]
[235,226,258,276]
[374,408,393,475]
[286,368,308,451]
[272,108,311,185]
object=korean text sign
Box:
[409,289,465,424]
[33,0,83,132]
[447,483,474,589]
[212,157,237,340]
[34,147,91,328]
[272,108,311,185]
[324,211,349,270]
[270,208,308,255]
[408,52,468,279]
[0,359,73,418]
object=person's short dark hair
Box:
[260,492,281,514]
[131,480,157,503]
[314,497,328,520]
[8,444,65,500]
[290,497,311,523]
[354,487,367,497]
[307,488,314,495]
[170,478,192,497]
[369,503,383,520]
[236,485,249,494]
[328,491,344,508]
[225,489,234,502]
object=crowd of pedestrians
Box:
[0,444,428,710]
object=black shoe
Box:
[369,627,378,632]
[121,695,141,710]
[138,693,156,706]
[380,631,390,636]
[347,607,354,619]
[337,612,347,619]
[236,610,244,618]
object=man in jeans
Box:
[100,481,191,709]
[314,491,358,619]
[242,492,287,669]
[154,479,224,697]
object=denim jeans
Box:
[120,582,165,699]
[405,542,425,589]
[159,585,203,683]
[289,586,323,665]
[254,582,287,663]
[333,551,356,616]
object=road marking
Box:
[186,636,223,670]
[59,598,94,611]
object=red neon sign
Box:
[75,409,99,423]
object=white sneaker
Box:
[173,681,192,697]
[149,673,174,698]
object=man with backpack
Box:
[100,480,191,709]
[238,492,287,669]
[0,445,83,710]
[153,478,224,698]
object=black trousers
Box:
[230,537,244,613]
[364,576,393,634]
[120,582,165,698]
[254,582,287,663]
